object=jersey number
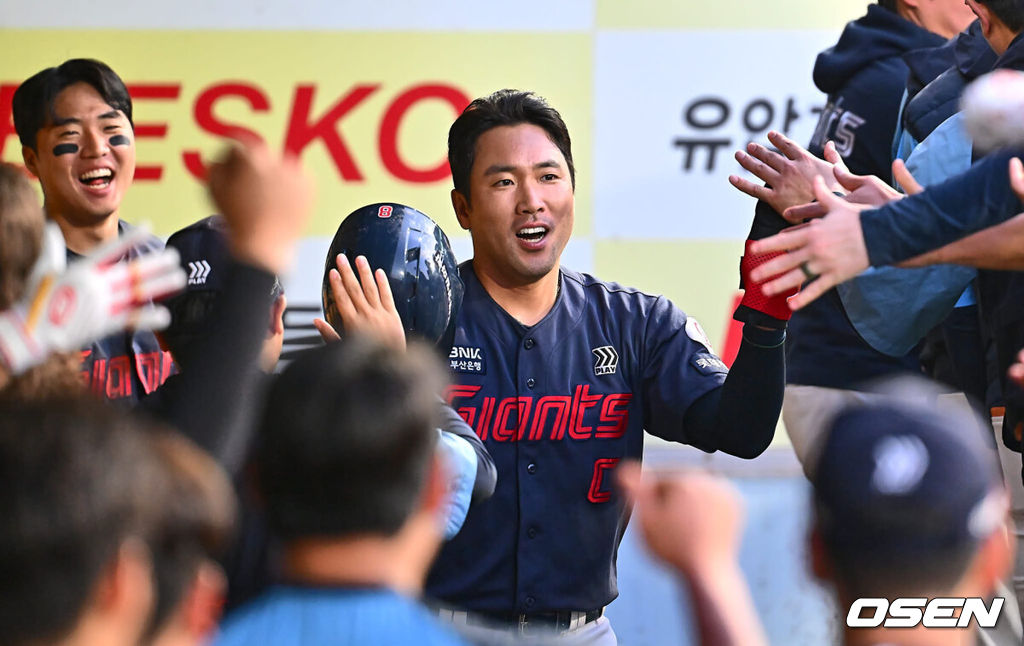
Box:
[588,458,620,503]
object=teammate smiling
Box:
[13,59,172,402]
[427,89,788,644]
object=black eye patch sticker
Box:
[109,134,131,147]
[52,143,79,156]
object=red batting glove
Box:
[733,240,799,329]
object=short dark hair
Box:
[162,216,282,369]
[0,398,169,646]
[877,0,898,12]
[257,337,444,540]
[978,0,1024,32]
[12,58,133,150]
[820,537,976,599]
[447,89,575,204]
[144,431,236,641]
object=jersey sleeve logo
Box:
[592,345,619,376]
[684,317,715,355]
[692,353,728,376]
[449,345,486,374]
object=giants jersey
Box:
[426,262,728,613]
[70,221,175,403]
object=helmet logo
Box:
[377,205,393,218]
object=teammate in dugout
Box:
[12,59,175,402]
[417,90,787,642]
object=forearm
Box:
[146,262,275,473]
[680,564,769,646]
[685,325,785,458]
[899,212,1024,270]
[862,148,1023,265]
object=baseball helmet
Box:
[322,203,464,351]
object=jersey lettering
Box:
[587,458,621,503]
[446,384,632,443]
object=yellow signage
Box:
[0,30,593,238]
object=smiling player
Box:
[13,59,172,402]
[427,90,787,644]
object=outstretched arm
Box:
[684,324,785,459]
[618,464,768,646]
[900,158,1024,270]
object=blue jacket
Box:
[836,23,995,357]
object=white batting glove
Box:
[0,223,187,375]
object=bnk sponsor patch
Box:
[449,346,486,374]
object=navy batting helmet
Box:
[322,203,464,351]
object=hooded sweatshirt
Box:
[786,4,946,389]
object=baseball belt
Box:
[437,606,604,634]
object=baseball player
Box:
[424,90,787,644]
[12,59,175,402]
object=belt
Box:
[438,607,604,635]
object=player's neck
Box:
[473,262,560,327]
[282,534,428,596]
[45,207,120,255]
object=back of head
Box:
[162,215,281,367]
[977,0,1024,33]
[13,58,133,150]
[0,397,170,646]
[447,89,575,203]
[322,203,463,353]
[812,394,1005,599]
[144,431,237,643]
[0,163,42,308]
[257,337,444,541]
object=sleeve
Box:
[640,296,728,444]
[437,401,497,503]
[684,325,785,459]
[139,261,275,475]
[862,147,1024,265]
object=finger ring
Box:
[800,261,817,281]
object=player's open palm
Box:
[315,254,406,350]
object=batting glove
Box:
[0,223,187,375]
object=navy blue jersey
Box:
[426,262,728,613]
[69,220,175,402]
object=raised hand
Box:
[729,130,838,216]
[749,176,871,310]
[0,223,186,374]
[207,138,314,275]
[314,253,406,350]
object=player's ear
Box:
[972,1,994,37]
[451,189,471,231]
[974,523,1014,596]
[808,526,833,583]
[22,145,39,178]
[422,453,447,516]
[181,561,227,640]
[269,293,287,336]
